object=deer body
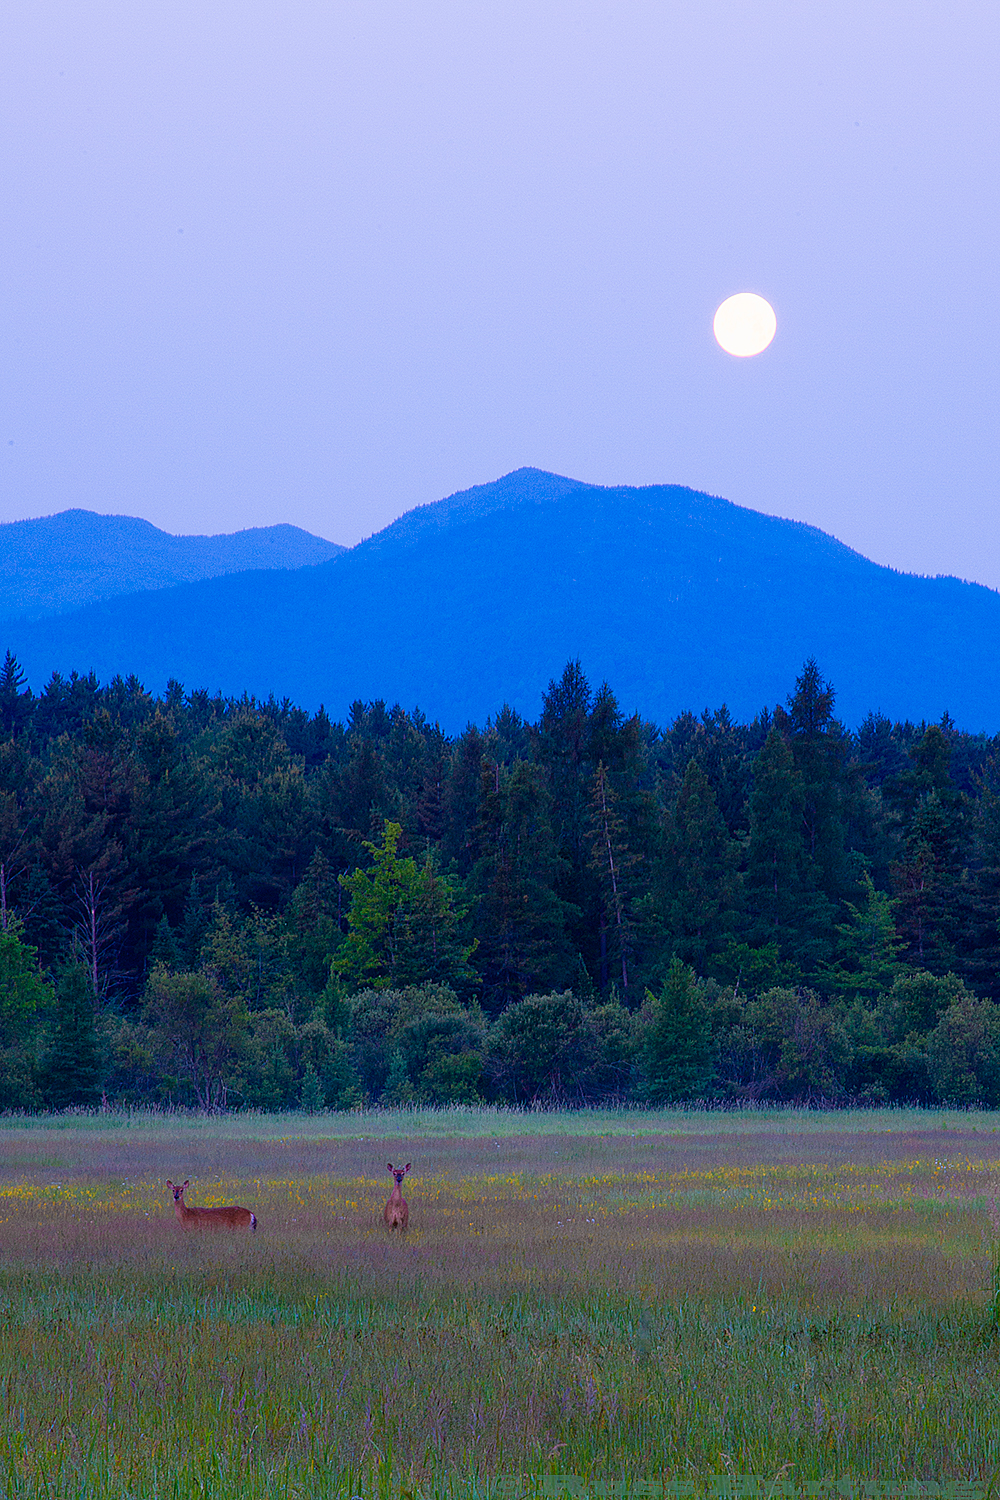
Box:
[166,1180,256,1231]
[384,1162,410,1231]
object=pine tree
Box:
[40,967,103,1109]
[0,652,33,738]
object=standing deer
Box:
[384,1162,410,1231]
[166,1179,257,1231]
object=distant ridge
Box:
[5,470,1000,731]
[0,508,344,622]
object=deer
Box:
[166,1180,257,1231]
[383,1162,410,1231]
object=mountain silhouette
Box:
[5,470,1000,730]
[0,508,344,622]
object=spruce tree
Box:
[777,658,851,902]
[149,915,180,971]
[0,652,32,738]
[40,967,103,1110]
[746,729,806,937]
[886,724,967,973]
[468,761,576,1013]
[953,770,1000,998]
[299,1061,325,1113]
[179,876,211,969]
[663,758,741,971]
[642,959,714,1102]
[586,762,636,996]
[746,727,835,974]
[828,870,903,1001]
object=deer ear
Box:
[404,1163,411,1173]
[183,1180,189,1189]
[166,1180,173,1188]
[387,1163,393,1172]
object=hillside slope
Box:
[6,470,1000,730]
[0,509,344,621]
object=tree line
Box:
[2,648,1000,1112]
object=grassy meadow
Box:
[2,1107,1000,1497]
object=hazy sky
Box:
[3,3,998,586]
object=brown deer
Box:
[383,1162,410,1231]
[166,1180,256,1231]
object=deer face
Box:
[387,1163,410,1186]
[166,1180,189,1202]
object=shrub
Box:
[486,991,599,1104]
[927,994,1000,1106]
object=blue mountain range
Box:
[5,469,999,731]
[0,508,344,622]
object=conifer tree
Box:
[0,652,33,738]
[299,1061,325,1113]
[40,966,103,1109]
[776,658,852,902]
[746,727,835,973]
[468,761,575,1013]
[440,727,487,873]
[746,729,806,937]
[952,765,1000,998]
[149,915,180,971]
[663,758,741,971]
[587,762,635,995]
[537,661,593,909]
[642,959,714,1102]
[886,725,967,973]
[828,870,903,1001]
[179,876,211,969]
[335,822,476,993]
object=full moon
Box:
[713,293,777,357]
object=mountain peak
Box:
[0,509,344,622]
[358,467,592,554]
[6,473,1000,730]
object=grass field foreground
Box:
[2,1108,1000,1497]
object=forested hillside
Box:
[2,648,1000,1112]
[0,509,343,622]
[11,470,1000,729]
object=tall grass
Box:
[5,1101,1000,1138]
[1,1110,999,1496]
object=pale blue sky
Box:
[2,3,998,586]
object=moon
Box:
[713,293,777,357]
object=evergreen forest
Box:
[3,647,1000,1114]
